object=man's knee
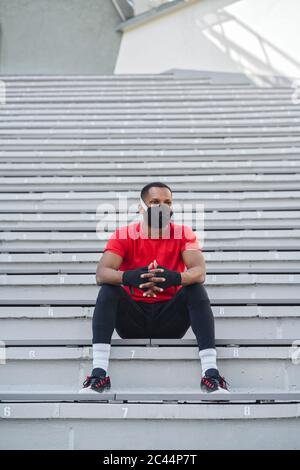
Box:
[184,282,209,301]
[99,283,120,291]
[96,283,122,301]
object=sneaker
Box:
[218,374,229,392]
[201,368,229,393]
[80,374,111,393]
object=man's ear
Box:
[138,203,144,214]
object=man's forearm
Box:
[180,267,205,286]
[96,267,124,286]
[96,266,205,287]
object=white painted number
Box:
[3,406,11,417]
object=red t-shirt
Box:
[102,221,202,303]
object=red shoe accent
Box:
[83,376,92,388]
[219,375,229,390]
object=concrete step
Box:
[1,250,298,271]
[3,85,293,94]
[1,305,299,343]
[0,128,299,140]
[0,346,298,393]
[2,250,298,263]
[2,266,300,276]
[3,95,295,106]
[0,274,299,302]
[1,191,299,213]
[1,126,300,138]
[1,107,300,121]
[2,189,299,201]
[2,264,299,274]
[2,110,300,121]
[0,400,299,449]
[1,391,299,402]
[2,246,298,253]
[4,81,253,90]
[7,85,263,94]
[1,147,299,162]
[1,116,299,128]
[1,118,299,128]
[2,297,296,306]
[0,229,299,252]
[3,94,297,104]
[1,174,300,192]
[1,136,300,150]
[1,102,299,112]
[1,160,300,176]
[0,214,300,230]
[0,73,175,82]
[2,273,296,285]
[0,210,298,231]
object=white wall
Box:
[115,0,300,81]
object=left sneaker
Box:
[79,374,111,393]
[201,368,229,393]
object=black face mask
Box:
[142,203,173,229]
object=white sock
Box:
[199,348,217,377]
[92,343,111,374]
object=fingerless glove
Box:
[155,265,182,289]
[122,266,149,288]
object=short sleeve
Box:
[103,228,126,258]
[181,225,202,252]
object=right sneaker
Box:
[201,368,230,394]
[80,374,111,393]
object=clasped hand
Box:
[122,260,181,298]
[139,259,181,298]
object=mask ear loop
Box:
[140,197,173,217]
[140,197,148,212]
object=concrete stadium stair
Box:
[0,72,300,449]
[0,345,299,393]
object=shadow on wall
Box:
[115,0,300,84]
[193,1,300,85]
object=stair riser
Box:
[0,358,298,391]
[0,417,299,450]
[1,284,299,301]
[0,318,299,342]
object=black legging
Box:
[92,282,215,351]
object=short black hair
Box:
[140,182,172,202]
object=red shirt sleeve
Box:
[103,227,126,258]
[181,225,202,252]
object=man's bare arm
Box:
[96,251,124,286]
[96,252,166,295]
[180,250,206,286]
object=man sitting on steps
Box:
[81,181,229,394]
